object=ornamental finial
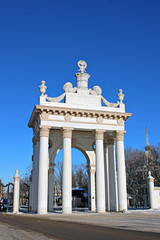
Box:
[118,89,124,103]
[78,60,87,73]
[39,80,47,96]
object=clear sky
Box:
[0,0,160,184]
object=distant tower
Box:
[136,127,152,180]
[145,127,151,151]
[145,127,152,166]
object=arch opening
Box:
[51,147,90,212]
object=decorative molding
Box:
[40,111,49,121]
[39,126,50,138]
[63,128,74,139]
[95,130,105,140]
[116,130,126,141]
[28,105,132,128]
[117,118,124,126]
[101,96,119,108]
[96,116,103,124]
[63,82,77,93]
[46,93,66,103]
[64,113,72,121]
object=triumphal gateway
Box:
[28,60,131,214]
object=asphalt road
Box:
[0,213,159,240]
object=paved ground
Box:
[0,221,54,240]
[22,209,160,233]
[0,213,160,240]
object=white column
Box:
[32,135,37,212]
[37,126,50,214]
[95,130,105,213]
[104,140,110,211]
[29,177,33,212]
[108,135,117,211]
[48,163,55,212]
[35,136,40,212]
[90,165,96,211]
[116,131,127,212]
[87,166,91,209]
[62,128,73,214]
[147,171,155,209]
[13,170,20,213]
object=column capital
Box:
[39,126,50,138]
[63,127,74,139]
[116,130,126,141]
[95,129,105,140]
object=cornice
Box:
[28,105,132,128]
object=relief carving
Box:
[96,116,103,124]
[117,118,124,126]
[64,113,72,121]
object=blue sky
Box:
[0,0,160,184]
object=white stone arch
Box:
[49,142,95,166]
[48,140,96,212]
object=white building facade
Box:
[28,60,132,214]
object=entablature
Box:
[28,104,132,130]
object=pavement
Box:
[0,211,160,240]
[0,221,54,240]
[7,209,160,233]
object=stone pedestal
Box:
[62,128,73,214]
[13,170,20,213]
[95,130,105,213]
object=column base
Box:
[38,208,48,214]
[62,209,72,214]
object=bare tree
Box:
[125,143,160,207]
[55,161,88,193]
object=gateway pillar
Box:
[62,128,73,214]
[116,131,127,211]
[37,126,50,214]
[95,130,105,213]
